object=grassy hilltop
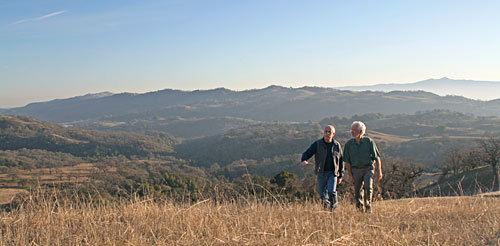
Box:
[0,193,498,245]
[0,112,499,245]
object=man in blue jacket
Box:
[301,125,344,210]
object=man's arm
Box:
[301,142,317,164]
[368,138,383,181]
[337,144,344,184]
[343,142,352,181]
[374,157,383,181]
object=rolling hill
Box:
[2,85,500,123]
[0,115,175,158]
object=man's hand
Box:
[375,171,383,182]
[337,178,342,184]
[301,160,309,165]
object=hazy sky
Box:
[1,0,500,107]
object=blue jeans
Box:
[317,171,337,204]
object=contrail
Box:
[36,10,67,20]
[11,10,67,25]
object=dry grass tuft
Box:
[0,192,498,245]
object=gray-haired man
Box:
[344,121,383,213]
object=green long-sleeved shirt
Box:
[343,137,380,168]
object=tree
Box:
[478,136,500,191]
[440,148,482,177]
[380,158,423,199]
[441,150,464,176]
[270,171,296,188]
[270,171,306,200]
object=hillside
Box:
[77,116,261,139]
[175,122,322,167]
[3,86,500,123]
[321,110,500,137]
[0,112,497,203]
[419,166,495,196]
[174,110,499,172]
[75,109,500,143]
[0,115,175,158]
[0,193,497,245]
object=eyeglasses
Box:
[324,131,332,134]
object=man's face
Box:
[324,127,335,141]
[351,126,361,138]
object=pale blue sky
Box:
[1,0,500,107]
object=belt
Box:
[351,165,372,169]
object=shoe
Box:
[330,202,339,211]
[322,199,331,209]
[356,203,364,213]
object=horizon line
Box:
[3,77,500,109]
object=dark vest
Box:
[314,139,342,175]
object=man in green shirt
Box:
[344,121,383,213]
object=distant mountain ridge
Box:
[23,92,114,107]
[1,84,500,123]
[336,77,500,100]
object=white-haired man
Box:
[344,121,383,213]
[301,125,344,210]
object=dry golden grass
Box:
[0,189,28,205]
[367,130,413,143]
[0,193,498,245]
